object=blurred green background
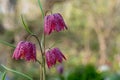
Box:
[0,0,120,80]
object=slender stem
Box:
[42,26,46,80]
[26,34,44,55]
[27,34,43,80]
[32,34,43,80]
[37,0,46,79]
[40,65,43,80]
[37,59,41,65]
[41,55,45,80]
[38,0,45,19]
[32,34,43,54]
[33,34,46,80]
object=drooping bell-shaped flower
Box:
[44,13,67,35]
[45,48,66,68]
[12,41,36,61]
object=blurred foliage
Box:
[67,64,104,80]
[106,73,120,80]
[47,64,120,80]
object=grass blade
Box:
[1,71,6,80]
[1,64,33,80]
[0,40,15,48]
[21,15,33,35]
[38,0,44,18]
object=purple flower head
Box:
[44,13,67,35]
[12,41,36,61]
[45,48,66,68]
[57,65,64,74]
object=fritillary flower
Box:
[44,13,67,35]
[45,48,66,68]
[12,41,36,61]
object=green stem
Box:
[37,1,46,80]
[40,65,43,80]
[38,0,45,18]
[43,32,46,80]
[41,55,45,80]
[32,34,46,80]
[37,59,41,65]
[30,34,43,54]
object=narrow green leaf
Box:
[49,40,62,49]
[1,71,6,80]
[38,0,45,18]
[21,15,33,35]
[1,64,33,80]
[0,40,15,48]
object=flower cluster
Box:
[12,13,67,68]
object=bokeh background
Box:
[0,0,120,80]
